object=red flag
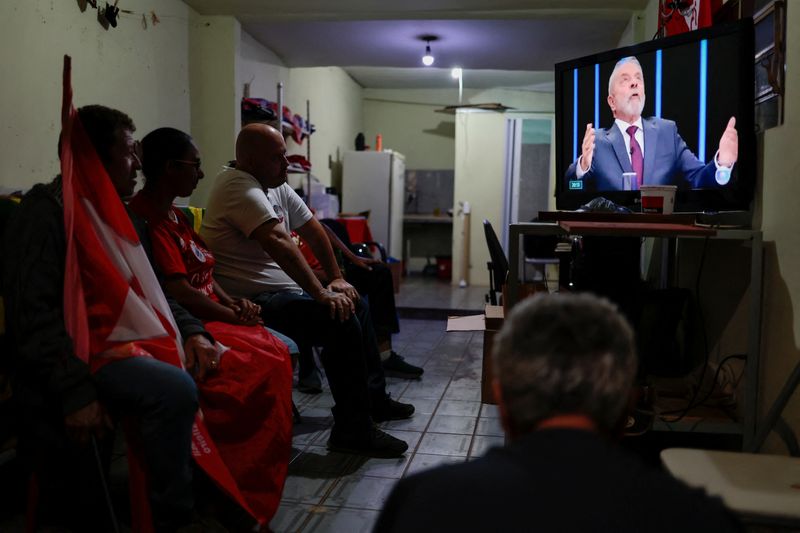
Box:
[660,0,721,36]
[59,56,259,529]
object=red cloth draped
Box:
[59,55,262,530]
[198,322,292,522]
[129,194,293,523]
[660,0,721,36]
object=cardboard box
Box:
[446,305,504,404]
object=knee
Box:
[373,263,392,282]
[156,365,199,417]
[356,297,371,318]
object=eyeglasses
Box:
[172,159,202,170]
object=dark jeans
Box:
[345,262,400,339]
[251,290,388,431]
[95,356,198,532]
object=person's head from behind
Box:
[140,127,204,199]
[492,292,637,439]
[607,56,646,123]
[235,124,288,190]
[75,105,140,199]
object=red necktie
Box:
[627,125,644,189]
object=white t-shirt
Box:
[200,168,313,297]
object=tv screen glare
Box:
[554,19,755,213]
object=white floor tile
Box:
[417,432,472,456]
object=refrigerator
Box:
[342,150,405,259]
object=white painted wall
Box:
[237,30,290,125]
[364,87,554,174]
[286,67,364,190]
[617,0,660,47]
[188,15,239,207]
[452,110,511,288]
[363,92,456,171]
[0,0,192,192]
[449,90,555,286]
[194,32,362,200]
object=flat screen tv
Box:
[554,19,755,214]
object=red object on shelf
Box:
[659,0,720,37]
[436,256,452,281]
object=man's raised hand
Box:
[580,123,595,172]
[717,116,738,167]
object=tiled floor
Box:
[272,317,500,533]
[395,274,488,314]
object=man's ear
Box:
[607,94,616,113]
[492,379,513,439]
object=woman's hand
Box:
[228,298,263,326]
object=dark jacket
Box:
[375,429,741,533]
[2,177,209,450]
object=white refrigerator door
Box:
[343,151,401,254]
[388,152,405,259]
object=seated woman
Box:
[129,127,293,527]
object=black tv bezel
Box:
[554,19,756,214]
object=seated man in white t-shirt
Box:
[200,124,413,458]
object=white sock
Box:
[380,349,392,362]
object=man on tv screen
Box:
[566,56,738,191]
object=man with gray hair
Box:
[374,293,739,532]
[566,56,738,191]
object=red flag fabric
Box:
[660,0,721,36]
[59,56,260,530]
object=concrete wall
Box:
[188,15,239,207]
[757,3,800,454]
[450,89,555,286]
[452,110,507,288]
[194,33,361,201]
[0,0,192,192]
[287,68,364,192]
[364,89,457,171]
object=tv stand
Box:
[507,215,763,449]
[694,210,753,228]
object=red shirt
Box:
[129,194,216,297]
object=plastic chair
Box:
[320,218,387,262]
[482,220,508,306]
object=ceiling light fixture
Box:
[420,35,437,67]
[451,67,463,103]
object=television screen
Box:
[554,19,755,213]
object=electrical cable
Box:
[660,353,746,417]
[658,236,709,423]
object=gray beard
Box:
[619,96,645,119]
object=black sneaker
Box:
[327,425,409,458]
[382,351,424,379]
[297,368,322,394]
[371,397,415,423]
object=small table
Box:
[661,448,800,527]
